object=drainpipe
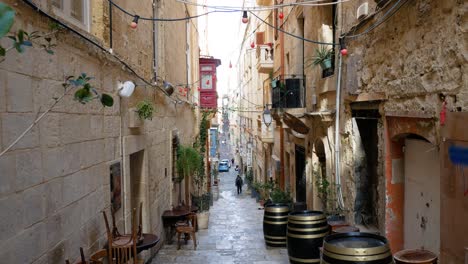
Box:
[152,0,158,81]
[334,43,345,210]
[279,8,286,190]
[119,96,126,231]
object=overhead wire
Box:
[176,0,353,11]
[344,0,410,38]
[248,11,338,46]
[108,0,238,21]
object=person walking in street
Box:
[235,175,243,195]
[231,158,235,167]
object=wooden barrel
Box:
[394,249,437,264]
[263,203,289,247]
[322,232,393,264]
[332,226,360,234]
[287,210,329,263]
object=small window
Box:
[53,0,90,31]
[201,66,213,71]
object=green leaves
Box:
[7,30,34,54]
[176,145,203,183]
[66,74,114,107]
[100,94,114,107]
[0,3,15,38]
[135,100,154,120]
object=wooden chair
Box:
[137,202,143,241]
[175,213,197,250]
[111,206,122,238]
[103,208,141,264]
[65,247,88,264]
[89,249,107,264]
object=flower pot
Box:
[213,185,219,201]
[320,58,332,70]
[197,211,210,230]
[259,199,265,207]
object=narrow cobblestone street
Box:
[152,144,289,264]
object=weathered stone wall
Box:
[342,0,466,113]
[0,0,198,263]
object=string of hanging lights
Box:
[176,0,354,11]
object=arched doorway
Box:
[401,135,440,254]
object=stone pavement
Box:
[151,160,289,264]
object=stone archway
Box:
[384,116,439,253]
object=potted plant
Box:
[310,45,333,70]
[258,182,274,207]
[192,153,211,229]
[270,187,293,205]
[251,181,261,200]
[245,169,253,188]
[315,170,346,221]
[135,100,155,120]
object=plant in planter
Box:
[251,181,261,200]
[315,169,344,218]
[212,166,219,186]
[245,169,253,187]
[309,45,333,70]
[270,187,293,205]
[135,100,155,120]
[258,182,274,206]
[193,154,211,229]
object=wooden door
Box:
[404,138,440,254]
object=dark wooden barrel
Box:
[322,232,393,264]
[332,226,360,234]
[263,203,289,247]
[394,249,437,264]
[287,210,329,263]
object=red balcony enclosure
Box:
[199,57,221,109]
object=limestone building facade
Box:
[0,0,201,263]
[237,0,467,262]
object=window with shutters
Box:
[53,0,90,31]
[256,31,265,45]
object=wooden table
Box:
[137,233,160,252]
[103,233,159,254]
[162,209,190,244]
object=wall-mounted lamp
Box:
[263,105,272,127]
[118,81,136,97]
[154,77,175,96]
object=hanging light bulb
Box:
[242,11,249,24]
[130,15,140,29]
[279,12,284,19]
[250,42,255,49]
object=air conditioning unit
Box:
[357,2,369,20]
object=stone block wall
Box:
[0,0,198,263]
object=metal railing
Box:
[271,76,306,109]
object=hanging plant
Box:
[308,45,333,70]
[135,100,155,120]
